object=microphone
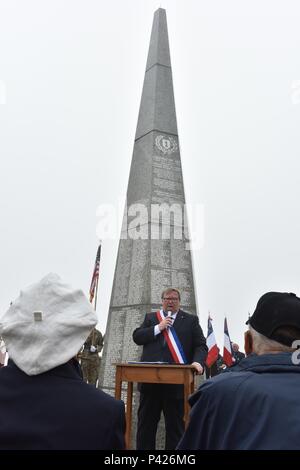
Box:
[167,311,174,328]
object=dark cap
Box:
[246,292,300,346]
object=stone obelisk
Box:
[99,8,198,447]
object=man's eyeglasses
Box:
[163,297,179,302]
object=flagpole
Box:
[94,242,101,312]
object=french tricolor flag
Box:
[205,315,219,367]
[223,317,233,367]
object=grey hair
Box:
[249,326,293,354]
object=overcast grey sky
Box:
[1,0,300,350]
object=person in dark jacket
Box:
[177,291,300,450]
[231,342,245,364]
[0,273,125,450]
[133,287,207,450]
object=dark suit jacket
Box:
[133,309,208,397]
[0,359,125,450]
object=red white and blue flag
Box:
[89,244,101,303]
[205,315,219,367]
[223,317,233,367]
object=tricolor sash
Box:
[156,310,187,364]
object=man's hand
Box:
[191,362,203,375]
[158,316,174,331]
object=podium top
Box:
[114,362,195,369]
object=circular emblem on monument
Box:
[155,135,178,155]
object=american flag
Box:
[89,244,101,303]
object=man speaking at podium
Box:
[133,288,207,450]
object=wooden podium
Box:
[114,363,195,449]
